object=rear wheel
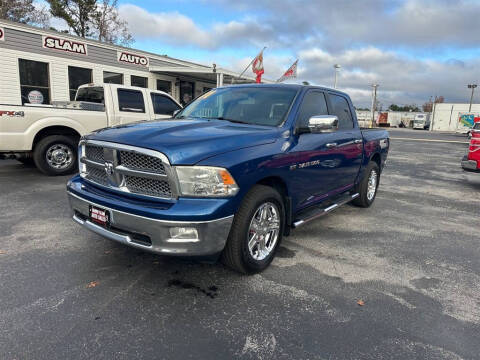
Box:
[352,161,380,208]
[222,185,284,274]
[33,135,78,176]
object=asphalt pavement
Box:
[0,129,479,359]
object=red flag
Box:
[277,60,298,83]
[252,49,265,83]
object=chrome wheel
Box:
[367,169,378,201]
[45,144,73,170]
[247,202,280,261]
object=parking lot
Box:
[0,128,479,359]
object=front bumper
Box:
[461,156,480,173]
[67,190,234,256]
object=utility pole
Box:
[370,84,379,128]
[468,84,477,112]
[333,64,341,89]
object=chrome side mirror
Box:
[308,115,339,133]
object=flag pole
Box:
[236,46,266,81]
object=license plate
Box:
[89,205,110,226]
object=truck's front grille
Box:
[124,175,172,197]
[85,164,108,186]
[80,141,176,200]
[119,151,166,175]
[85,145,105,163]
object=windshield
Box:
[75,87,105,104]
[176,86,298,126]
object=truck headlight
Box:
[174,166,239,197]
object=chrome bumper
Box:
[67,191,234,256]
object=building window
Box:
[131,75,148,88]
[151,93,181,116]
[117,89,145,113]
[180,81,195,106]
[19,59,50,105]
[68,66,92,100]
[157,79,172,95]
[104,71,123,84]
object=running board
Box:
[292,193,359,228]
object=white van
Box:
[0,83,181,175]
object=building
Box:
[430,103,480,132]
[0,19,259,107]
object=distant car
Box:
[462,122,480,172]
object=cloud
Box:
[115,1,480,107]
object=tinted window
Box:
[76,87,105,104]
[104,71,123,84]
[151,93,180,115]
[297,91,328,129]
[329,94,354,129]
[69,66,92,100]
[117,89,145,112]
[131,75,148,88]
[157,79,172,95]
[19,59,50,104]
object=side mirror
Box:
[173,109,181,117]
[308,115,339,133]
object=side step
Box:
[292,193,359,228]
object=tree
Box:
[388,104,420,112]
[92,0,133,46]
[47,0,132,45]
[422,96,444,112]
[0,0,50,27]
[47,0,97,38]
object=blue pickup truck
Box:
[67,84,389,273]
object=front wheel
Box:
[352,161,380,208]
[221,185,284,274]
[33,135,78,176]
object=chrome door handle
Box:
[326,143,337,148]
[354,139,363,144]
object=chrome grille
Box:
[85,164,108,186]
[119,151,166,174]
[124,175,172,197]
[85,145,104,163]
[80,141,176,199]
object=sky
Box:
[45,0,480,108]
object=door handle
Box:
[326,143,337,148]
[354,139,363,144]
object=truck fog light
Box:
[168,227,199,243]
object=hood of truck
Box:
[85,118,280,164]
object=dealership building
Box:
[0,19,258,107]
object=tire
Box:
[33,135,78,176]
[352,161,380,208]
[221,185,285,274]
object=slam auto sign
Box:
[42,35,88,55]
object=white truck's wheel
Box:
[33,135,78,176]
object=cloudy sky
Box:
[50,0,480,108]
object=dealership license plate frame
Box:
[89,205,110,227]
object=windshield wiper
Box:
[200,116,249,124]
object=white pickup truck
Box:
[0,83,182,175]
